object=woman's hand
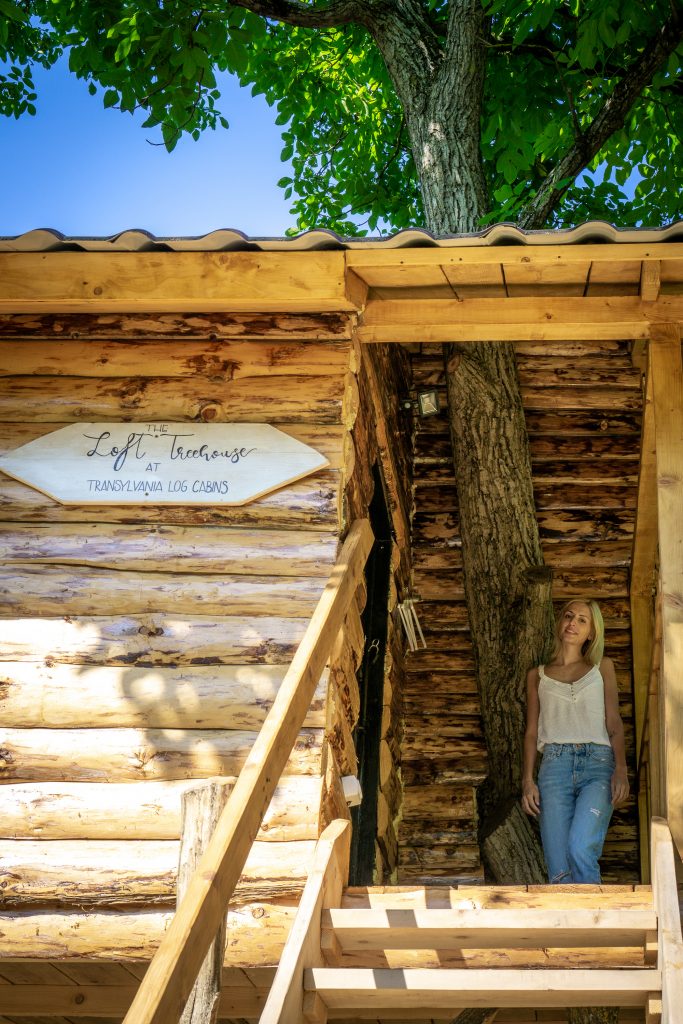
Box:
[521,779,540,817]
[611,768,629,808]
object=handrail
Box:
[650,818,683,1024]
[122,518,374,1024]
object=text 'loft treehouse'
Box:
[0,224,681,1024]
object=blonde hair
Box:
[552,599,604,665]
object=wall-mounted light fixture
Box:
[417,389,440,417]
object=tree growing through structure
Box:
[3,0,681,905]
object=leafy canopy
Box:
[2,0,681,233]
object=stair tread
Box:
[342,884,653,910]
[305,966,661,1010]
[323,906,656,950]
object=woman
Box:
[521,599,629,883]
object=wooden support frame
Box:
[649,325,683,856]
[631,354,658,878]
[650,818,683,1024]
[121,519,373,1024]
[258,819,350,1024]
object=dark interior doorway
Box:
[348,463,393,885]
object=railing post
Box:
[650,818,683,1024]
[649,325,683,858]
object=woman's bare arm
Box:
[521,666,541,817]
[602,656,629,807]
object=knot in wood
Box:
[198,402,220,422]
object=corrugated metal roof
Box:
[2,222,683,253]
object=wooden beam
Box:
[649,325,683,856]
[304,967,661,1010]
[346,243,683,270]
[121,519,373,1024]
[0,252,356,313]
[631,351,658,881]
[650,818,683,1024]
[641,262,662,303]
[259,819,350,1024]
[358,297,683,343]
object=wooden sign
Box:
[0,423,329,505]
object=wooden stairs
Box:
[258,818,683,1024]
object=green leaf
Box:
[103,88,118,108]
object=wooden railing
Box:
[651,817,683,1024]
[122,518,374,1024]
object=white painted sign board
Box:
[0,423,329,506]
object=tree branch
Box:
[227,0,368,28]
[517,4,683,229]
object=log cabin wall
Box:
[0,313,410,969]
[403,338,641,884]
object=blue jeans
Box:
[538,743,614,884]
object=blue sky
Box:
[0,55,296,238]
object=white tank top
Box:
[536,663,611,751]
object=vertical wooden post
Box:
[631,356,657,880]
[177,780,231,1024]
[649,324,683,857]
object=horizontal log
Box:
[416,408,642,437]
[0,727,323,782]
[401,758,488,787]
[0,523,337,576]
[398,843,482,873]
[413,510,635,549]
[0,311,353,341]
[415,432,640,465]
[0,776,326,841]
[413,358,641,390]
[415,568,630,601]
[0,565,327,618]
[521,386,642,412]
[0,904,296,965]
[0,375,343,423]
[401,786,476,822]
[0,663,327,729]
[402,648,475,672]
[0,838,316,907]
[0,338,350,378]
[0,422,346,470]
[0,614,308,665]
[416,460,639,487]
[534,482,637,511]
[0,472,340,528]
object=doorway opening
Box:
[348,462,393,885]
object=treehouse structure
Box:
[0,223,681,1024]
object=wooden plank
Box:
[321,907,656,950]
[0,777,325,841]
[0,523,336,575]
[631,350,657,882]
[650,818,683,1024]
[0,252,355,313]
[0,311,354,340]
[641,262,662,303]
[649,325,683,856]
[346,244,683,269]
[0,338,350,377]
[260,819,350,1024]
[0,663,327,730]
[341,885,653,909]
[120,519,373,1024]
[358,297,683,344]
[0,726,324,782]
[305,967,660,1009]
